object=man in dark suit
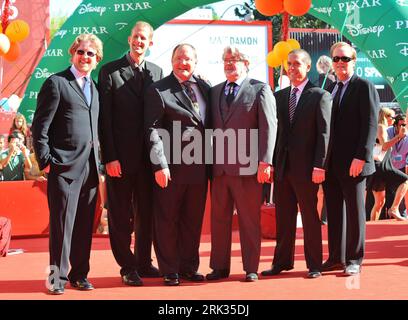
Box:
[144,43,211,286]
[322,42,379,276]
[98,21,163,286]
[261,49,332,279]
[32,34,103,294]
[206,46,277,282]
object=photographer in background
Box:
[0,131,32,181]
[385,114,408,219]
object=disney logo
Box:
[78,3,107,16]
[396,43,408,57]
[312,6,332,16]
[55,29,68,39]
[396,0,408,7]
[346,24,384,37]
[35,68,54,79]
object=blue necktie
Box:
[83,77,92,105]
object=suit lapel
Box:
[279,87,291,129]
[67,69,89,109]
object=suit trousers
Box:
[107,165,154,276]
[47,151,98,286]
[152,181,207,275]
[323,171,366,266]
[273,173,322,270]
[210,175,263,273]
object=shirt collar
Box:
[227,75,246,87]
[338,74,353,86]
[174,73,196,84]
[126,52,146,70]
[70,65,90,80]
[291,78,309,94]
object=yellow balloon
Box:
[266,50,281,68]
[274,41,292,61]
[0,25,2,33]
[286,39,301,50]
[0,33,11,55]
[5,20,30,42]
[283,60,289,72]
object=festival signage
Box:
[19,0,408,122]
[311,0,408,110]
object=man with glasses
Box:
[98,21,163,287]
[386,114,408,219]
[32,34,103,294]
[322,42,379,276]
[206,46,277,282]
[144,44,211,286]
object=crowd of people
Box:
[1,20,407,295]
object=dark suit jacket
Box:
[144,73,211,184]
[32,68,100,180]
[326,74,379,177]
[273,81,332,181]
[98,55,163,174]
[211,78,277,177]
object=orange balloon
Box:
[4,42,20,62]
[266,50,281,68]
[0,33,11,55]
[284,0,312,16]
[286,39,301,50]
[255,0,284,16]
[5,19,30,42]
[274,41,292,61]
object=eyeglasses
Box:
[76,49,97,57]
[224,59,243,65]
[332,56,353,63]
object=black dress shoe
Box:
[261,265,293,276]
[47,287,65,295]
[70,278,94,291]
[245,272,258,282]
[180,271,205,282]
[321,260,345,272]
[307,270,322,278]
[138,265,161,278]
[206,269,230,281]
[164,273,180,286]
[122,271,143,286]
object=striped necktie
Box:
[288,87,298,123]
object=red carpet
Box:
[1,220,408,300]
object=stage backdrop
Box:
[19,0,408,122]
